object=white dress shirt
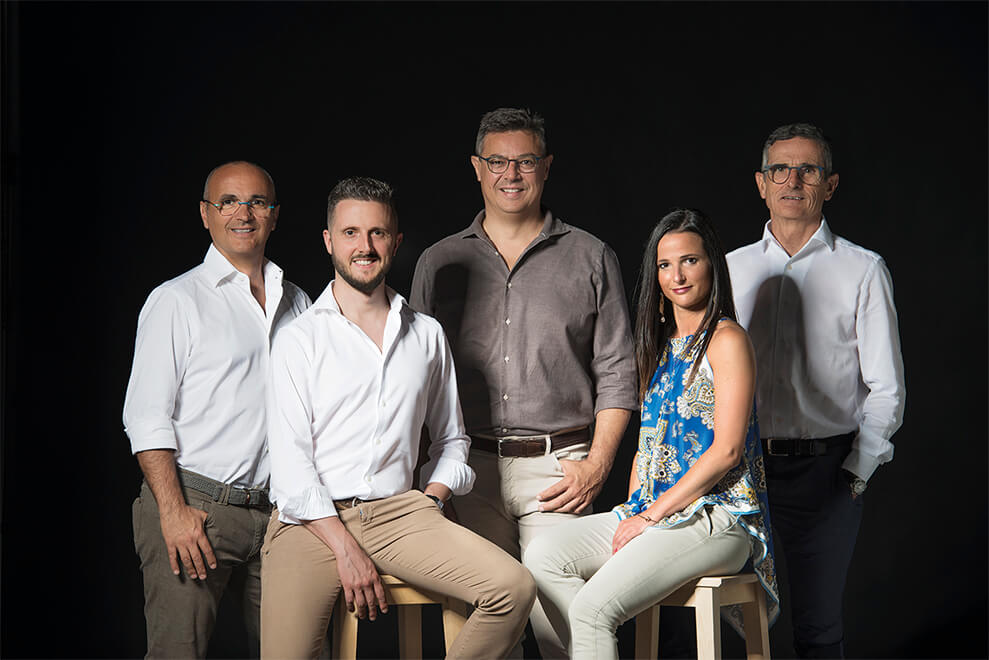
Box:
[123,244,311,488]
[268,281,475,524]
[727,219,906,481]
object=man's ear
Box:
[754,171,768,200]
[200,201,210,228]
[542,154,553,180]
[470,155,483,182]
[823,173,839,201]
[323,228,333,255]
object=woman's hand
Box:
[612,514,655,554]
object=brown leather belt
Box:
[761,432,854,457]
[470,426,591,458]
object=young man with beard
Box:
[260,177,535,659]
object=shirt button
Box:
[505,318,511,325]
[504,355,510,362]
[381,401,386,407]
[364,475,372,483]
[786,265,793,271]
[501,427,508,433]
[503,394,510,401]
[507,282,512,289]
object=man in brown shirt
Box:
[410,108,637,658]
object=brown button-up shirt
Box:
[410,210,637,435]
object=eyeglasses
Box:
[475,154,545,174]
[761,164,827,185]
[202,198,277,217]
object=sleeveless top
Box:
[613,330,780,631]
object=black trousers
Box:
[765,444,863,659]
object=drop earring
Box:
[659,294,666,324]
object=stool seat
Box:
[634,573,770,660]
[331,574,468,659]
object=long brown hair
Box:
[633,209,737,400]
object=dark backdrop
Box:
[2,2,986,658]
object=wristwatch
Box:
[425,493,445,510]
[842,469,867,496]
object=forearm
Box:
[302,515,353,556]
[423,482,452,503]
[136,449,186,514]
[586,408,632,472]
[642,447,740,521]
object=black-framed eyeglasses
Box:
[202,198,278,216]
[761,164,827,185]
[475,154,545,174]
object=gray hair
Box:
[326,176,397,228]
[202,161,276,200]
[475,107,548,156]
[761,123,833,174]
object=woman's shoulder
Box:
[706,319,754,364]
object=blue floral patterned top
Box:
[613,329,780,630]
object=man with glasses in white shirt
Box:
[124,161,311,658]
[727,124,906,658]
[260,177,535,659]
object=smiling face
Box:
[199,163,278,267]
[756,136,838,227]
[323,199,402,295]
[471,130,552,221]
[656,230,712,315]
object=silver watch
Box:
[425,493,445,510]
[843,470,867,496]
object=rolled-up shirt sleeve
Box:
[418,327,475,495]
[844,258,906,481]
[268,327,337,524]
[590,244,639,414]
[123,287,189,454]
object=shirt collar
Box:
[760,216,835,254]
[202,243,282,287]
[462,208,570,242]
[313,280,406,317]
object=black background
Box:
[2,2,986,658]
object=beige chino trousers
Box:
[454,443,590,659]
[260,490,536,659]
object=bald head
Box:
[203,161,277,202]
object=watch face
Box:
[851,479,867,495]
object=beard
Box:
[332,251,390,295]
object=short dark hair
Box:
[203,161,276,201]
[475,107,547,155]
[633,208,736,398]
[761,123,833,174]
[326,176,397,228]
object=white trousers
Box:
[524,504,750,660]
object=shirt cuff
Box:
[841,448,881,482]
[419,457,476,496]
[278,484,338,524]
[126,426,179,454]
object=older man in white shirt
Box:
[123,161,311,658]
[261,177,535,659]
[727,124,905,658]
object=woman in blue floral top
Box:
[525,209,779,659]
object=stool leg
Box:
[441,599,468,653]
[634,605,661,659]
[740,585,771,659]
[694,587,722,660]
[332,600,358,660]
[397,605,423,659]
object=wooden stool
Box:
[330,574,469,659]
[634,574,770,660]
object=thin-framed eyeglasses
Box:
[761,164,827,185]
[475,154,545,174]
[202,198,277,217]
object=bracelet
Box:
[639,513,656,524]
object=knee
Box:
[521,532,559,584]
[568,589,617,635]
[477,560,536,617]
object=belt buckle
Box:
[497,438,507,458]
[767,438,787,457]
[542,435,552,456]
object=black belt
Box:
[334,497,383,510]
[178,469,270,509]
[470,426,591,458]
[761,432,855,457]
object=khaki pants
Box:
[524,505,751,660]
[132,480,270,659]
[454,443,590,659]
[260,490,536,659]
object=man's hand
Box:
[159,504,216,579]
[537,457,608,513]
[612,514,653,554]
[305,517,389,621]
